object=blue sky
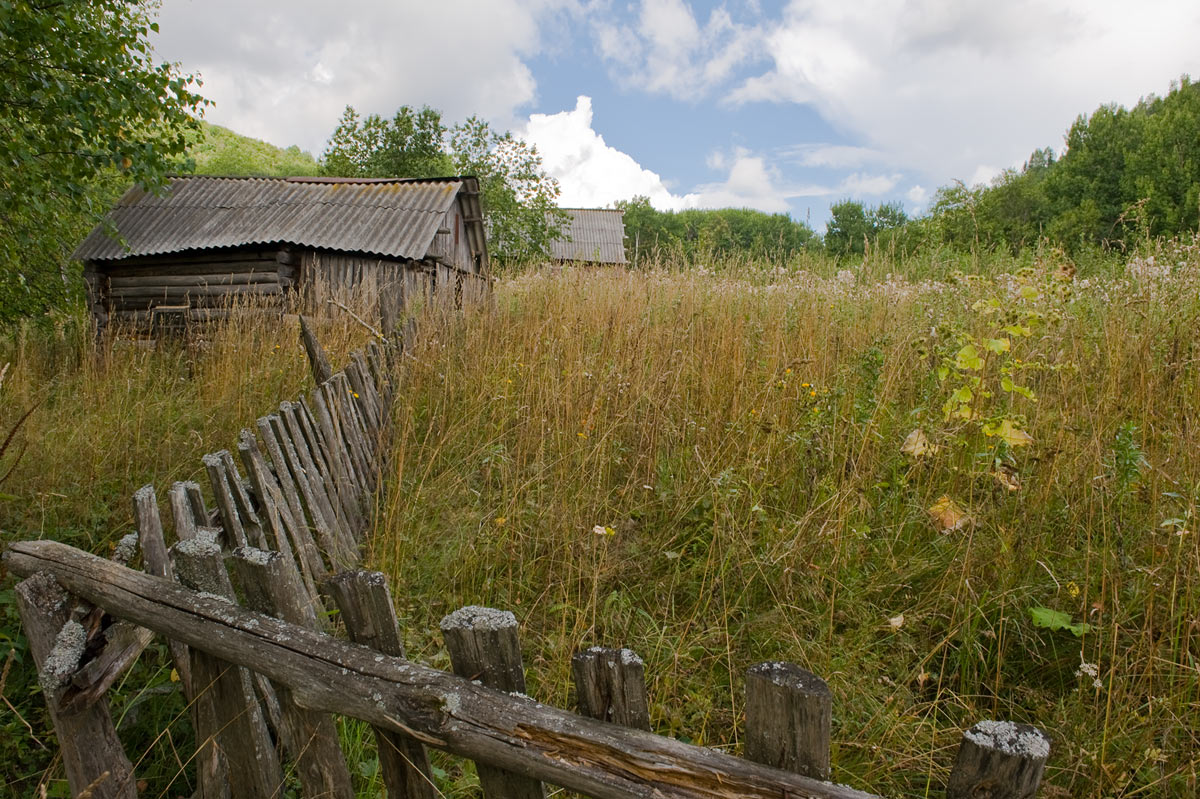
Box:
[154,0,1199,230]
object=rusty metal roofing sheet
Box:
[549,208,627,264]
[73,176,464,261]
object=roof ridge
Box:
[162,174,469,185]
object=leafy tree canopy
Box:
[923,75,1199,255]
[615,196,817,264]
[321,105,563,260]
[0,0,207,321]
[824,200,907,257]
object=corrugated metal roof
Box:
[549,208,627,264]
[73,176,465,262]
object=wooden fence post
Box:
[441,606,546,799]
[232,547,354,799]
[325,571,438,799]
[744,661,832,781]
[171,535,285,799]
[168,481,199,541]
[14,572,137,799]
[571,647,651,731]
[299,314,333,385]
[946,720,1050,799]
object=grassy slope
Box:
[373,245,1200,797]
[186,121,321,177]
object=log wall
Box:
[88,248,292,332]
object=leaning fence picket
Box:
[233,548,354,799]
[172,535,285,798]
[237,429,324,605]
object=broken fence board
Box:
[4,541,879,799]
[14,572,137,799]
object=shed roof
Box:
[74,175,484,265]
[549,208,627,264]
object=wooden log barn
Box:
[73,175,490,333]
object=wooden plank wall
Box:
[426,200,478,274]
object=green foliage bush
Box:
[616,196,817,263]
[0,0,207,323]
[924,76,1200,255]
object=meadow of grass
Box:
[373,241,1200,797]
[1,241,1198,797]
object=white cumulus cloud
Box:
[729,0,1200,188]
[592,0,763,99]
[155,0,572,154]
[522,96,698,210]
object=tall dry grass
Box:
[2,245,1198,796]
[374,242,1200,797]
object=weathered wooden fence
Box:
[4,321,1052,799]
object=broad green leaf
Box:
[985,338,1010,354]
[1030,606,1091,637]
[955,344,984,370]
[1001,376,1036,399]
[982,419,1034,447]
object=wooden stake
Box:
[168,481,198,541]
[134,485,193,695]
[571,647,651,731]
[744,661,832,780]
[441,606,545,799]
[325,571,437,799]
[171,536,285,799]
[946,720,1050,799]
